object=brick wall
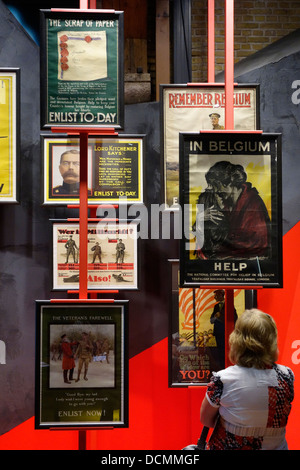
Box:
[192,0,300,82]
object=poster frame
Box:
[35,300,129,429]
[51,218,139,291]
[179,131,283,289]
[40,9,124,130]
[41,133,145,205]
[168,260,257,387]
[0,67,20,204]
[160,83,260,208]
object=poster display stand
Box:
[186,0,264,370]
[45,1,121,450]
[48,129,120,449]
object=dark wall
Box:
[236,50,300,236]
[0,1,178,435]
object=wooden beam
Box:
[156,0,170,100]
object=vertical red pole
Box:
[80,0,89,8]
[79,132,88,300]
[225,289,235,366]
[224,0,235,366]
[225,0,234,130]
[207,0,215,83]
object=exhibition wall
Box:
[0,0,300,449]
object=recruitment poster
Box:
[171,286,246,386]
[42,134,144,204]
[52,220,138,290]
[0,69,19,203]
[40,10,124,129]
[35,301,128,429]
[161,84,259,207]
[179,132,283,288]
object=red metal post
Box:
[224,0,235,365]
[225,0,234,130]
[207,0,215,83]
[79,132,89,299]
[80,0,89,9]
[225,289,235,366]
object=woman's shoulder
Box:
[213,364,294,382]
[273,363,294,379]
[212,365,242,381]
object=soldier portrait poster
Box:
[179,132,283,288]
[40,10,124,129]
[52,220,138,290]
[161,84,259,207]
[35,301,128,429]
[42,134,144,205]
[0,68,19,203]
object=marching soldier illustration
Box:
[91,241,102,263]
[65,235,79,263]
[116,239,125,264]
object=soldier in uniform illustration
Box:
[53,149,80,195]
[91,241,102,263]
[74,332,93,382]
[209,112,224,130]
[65,235,79,263]
[116,238,125,264]
[210,289,237,369]
[60,334,77,384]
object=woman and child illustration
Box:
[193,160,271,260]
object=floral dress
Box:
[205,363,294,450]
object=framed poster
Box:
[0,68,20,203]
[169,261,252,386]
[40,9,124,129]
[160,84,259,207]
[179,132,282,288]
[52,219,139,290]
[42,134,144,205]
[35,300,128,429]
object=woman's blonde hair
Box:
[229,309,278,369]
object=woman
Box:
[200,309,294,450]
[204,161,271,259]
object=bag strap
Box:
[196,426,209,450]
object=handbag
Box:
[182,426,209,451]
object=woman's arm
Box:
[200,395,219,428]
